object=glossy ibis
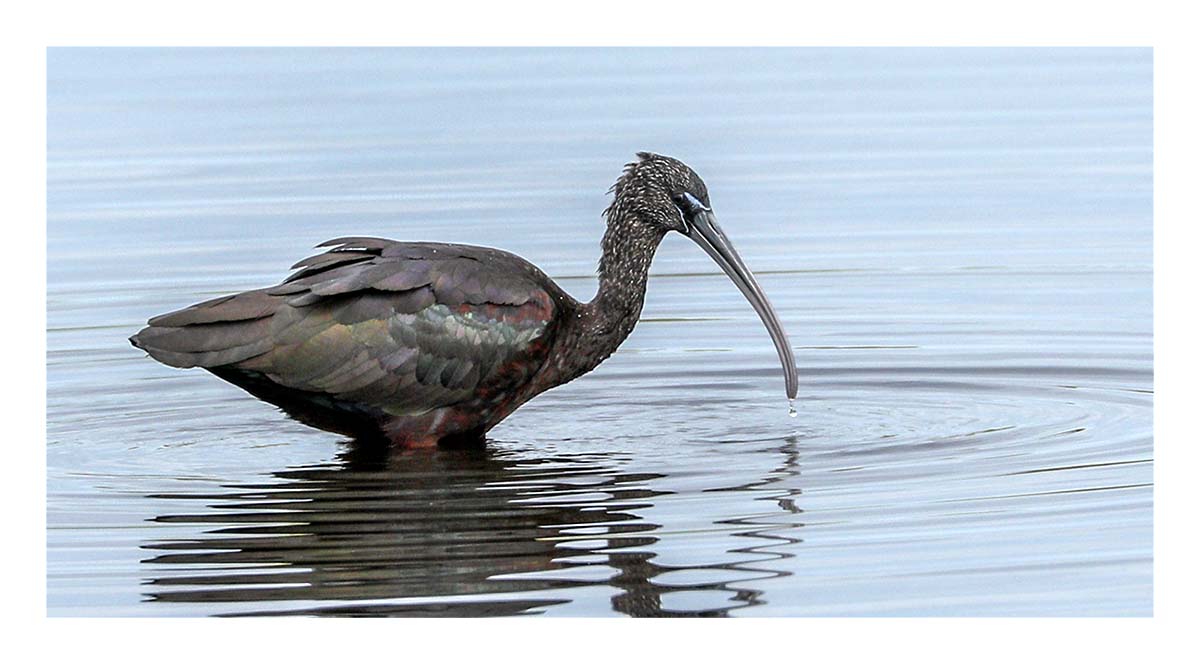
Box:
[131,152,799,446]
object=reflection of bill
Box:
[142,436,803,617]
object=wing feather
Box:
[132,239,562,419]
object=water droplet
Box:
[788,399,797,418]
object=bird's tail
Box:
[129,289,280,369]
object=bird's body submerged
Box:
[132,153,798,446]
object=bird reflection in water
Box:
[142,436,804,617]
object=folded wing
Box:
[131,238,559,418]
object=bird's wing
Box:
[132,238,560,417]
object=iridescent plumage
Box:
[132,153,798,446]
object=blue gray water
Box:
[47,48,1152,616]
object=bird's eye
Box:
[671,191,709,217]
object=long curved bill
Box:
[685,210,799,400]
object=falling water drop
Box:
[788,399,797,418]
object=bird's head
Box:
[607,152,799,400]
[607,151,711,234]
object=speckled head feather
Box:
[604,152,712,235]
[594,152,702,300]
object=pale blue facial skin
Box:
[682,191,708,211]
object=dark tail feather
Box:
[130,289,280,369]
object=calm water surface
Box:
[47,48,1152,616]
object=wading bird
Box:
[131,153,798,446]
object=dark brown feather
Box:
[131,238,566,433]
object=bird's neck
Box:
[553,217,666,385]
[586,169,669,325]
[591,218,664,322]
